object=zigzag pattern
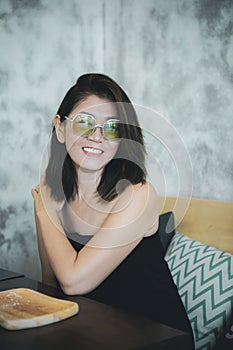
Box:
[165,233,233,350]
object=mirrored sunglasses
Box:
[64,113,121,141]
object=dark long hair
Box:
[45,73,146,202]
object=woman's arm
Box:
[34,211,56,287]
[32,180,158,295]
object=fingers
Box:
[31,185,40,199]
[31,176,45,198]
[31,189,38,199]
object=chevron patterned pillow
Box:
[165,232,233,350]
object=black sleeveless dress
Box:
[65,231,194,349]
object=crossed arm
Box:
[32,181,158,295]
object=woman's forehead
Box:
[71,95,117,117]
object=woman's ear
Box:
[54,115,65,143]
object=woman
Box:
[32,73,194,347]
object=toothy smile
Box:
[82,147,104,154]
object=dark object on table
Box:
[0,268,24,281]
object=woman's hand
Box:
[31,176,64,221]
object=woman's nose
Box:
[87,127,105,142]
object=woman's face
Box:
[59,95,120,172]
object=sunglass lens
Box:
[104,121,120,140]
[73,115,94,136]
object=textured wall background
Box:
[0,0,232,279]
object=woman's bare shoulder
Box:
[132,182,158,236]
[115,180,157,205]
[111,181,158,231]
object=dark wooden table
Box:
[0,271,191,350]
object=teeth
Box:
[83,147,103,154]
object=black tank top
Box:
[65,231,194,348]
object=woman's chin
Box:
[75,157,110,172]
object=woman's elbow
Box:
[60,283,84,296]
[59,275,93,296]
[60,285,80,295]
